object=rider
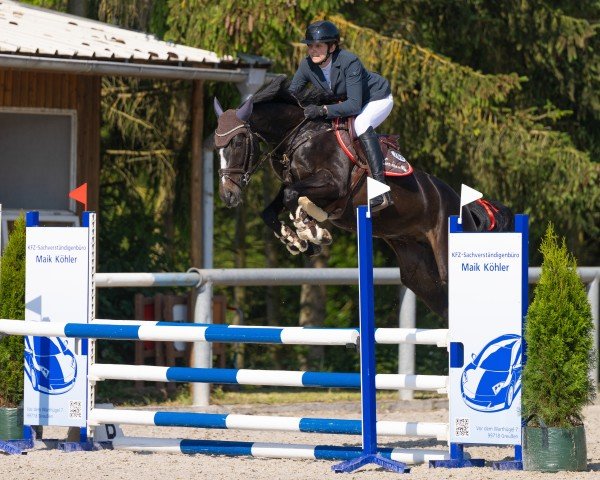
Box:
[288,20,394,211]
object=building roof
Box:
[0,0,222,65]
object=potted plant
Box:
[0,214,26,439]
[521,223,596,471]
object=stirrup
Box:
[370,191,392,212]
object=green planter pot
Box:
[0,406,24,440]
[523,425,587,472]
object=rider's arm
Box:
[288,59,310,94]
[323,58,364,118]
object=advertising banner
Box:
[448,228,523,445]
[24,225,91,427]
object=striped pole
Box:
[89,364,447,391]
[111,436,451,464]
[0,318,448,347]
[89,408,448,440]
[96,321,449,346]
[0,319,358,346]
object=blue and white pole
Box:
[332,195,410,474]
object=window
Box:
[0,108,78,250]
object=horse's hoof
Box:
[320,229,333,245]
[305,244,322,257]
[285,238,308,255]
[285,244,301,256]
[297,229,312,242]
[296,223,314,242]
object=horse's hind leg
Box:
[425,225,449,285]
[386,238,448,321]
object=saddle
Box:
[307,117,413,219]
[332,117,413,177]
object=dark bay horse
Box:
[214,76,512,320]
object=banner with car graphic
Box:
[448,216,527,446]
[24,224,92,427]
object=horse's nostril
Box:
[223,190,238,208]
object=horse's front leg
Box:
[289,207,332,246]
[283,170,341,247]
[261,186,318,256]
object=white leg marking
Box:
[292,207,332,245]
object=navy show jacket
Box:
[288,48,391,118]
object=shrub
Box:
[522,223,596,427]
[0,215,26,407]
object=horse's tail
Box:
[466,199,514,232]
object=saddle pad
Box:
[384,148,413,177]
[333,118,413,177]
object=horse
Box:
[213,76,512,320]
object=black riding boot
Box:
[359,127,393,211]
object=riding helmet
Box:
[302,20,340,44]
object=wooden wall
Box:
[0,69,101,212]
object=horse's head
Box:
[214,97,261,208]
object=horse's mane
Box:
[251,74,337,106]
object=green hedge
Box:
[0,215,26,407]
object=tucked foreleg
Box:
[290,206,332,245]
[261,187,319,256]
[282,170,343,249]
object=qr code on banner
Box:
[454,418,470,437]
[69,401,83,419]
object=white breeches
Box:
[354,94,394,136]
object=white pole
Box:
[398,287,416,401]
[192,281,212,406]
[203,147,214,269]
[190,146,215,407]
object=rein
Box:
[219,116,310,188]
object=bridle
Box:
[217,123,267,189]
[217,117,310,189]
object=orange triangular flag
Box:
[69,183,88,211]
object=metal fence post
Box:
[398,286,416,401]
[192,280,213,406]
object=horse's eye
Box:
[232,137,244,148]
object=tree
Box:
[0,216,26,407]
[522,223,595,427]
[339,1,600,263]
[165,0,345,70]
[325,14,599,264]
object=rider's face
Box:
[307,42,334,65]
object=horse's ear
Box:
[214,97,224,118]
[236,97,253,122]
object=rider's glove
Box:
[304,104,327,120]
